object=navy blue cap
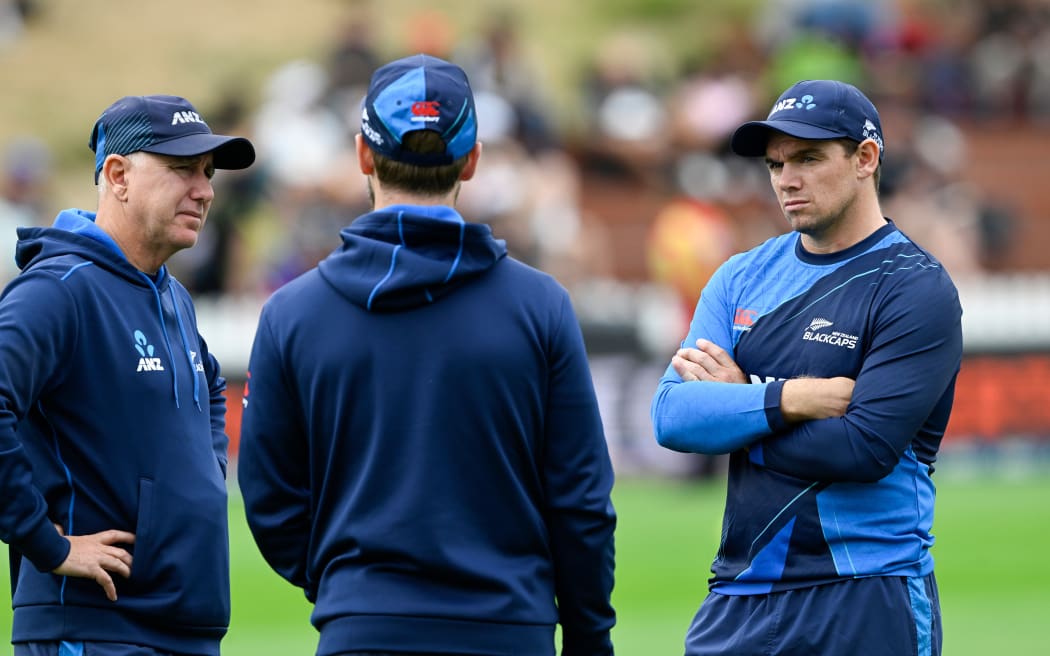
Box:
[731,80,884,161]
[360,54,477,166]
[88,95,255,183]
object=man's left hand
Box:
[672,339,747,384]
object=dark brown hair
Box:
[372,130,470,196]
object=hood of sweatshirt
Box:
[319,205,508,312]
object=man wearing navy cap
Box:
[238,55,616,656]
[652,80,962,655]
[0,94,254,655]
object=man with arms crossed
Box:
[0,95,254,655]
[238,54,616,656]
[651,80,962,656]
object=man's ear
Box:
[355,134,375,175]
[102,154,131,200]
[459,142,483,181]
[856,139,880,178]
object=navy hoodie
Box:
[0,210,229,654]
[239,205,616,656]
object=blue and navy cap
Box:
[360,54,477,166]
[88,95,255,183]
[731,80,884,161]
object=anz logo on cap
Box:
[171,110,206,126]
[770,95,817,115]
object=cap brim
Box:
[731,120,849,157]
[143,133,256,170]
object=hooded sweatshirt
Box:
[0,209,229,654]
[239,205,617,656]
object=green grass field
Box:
[2,472,1049,655]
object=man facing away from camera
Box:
[238,54,617,656]
[651,80,963,656]
[0,95,254,655]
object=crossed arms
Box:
[672,338,854,423]
[652,291,961,484]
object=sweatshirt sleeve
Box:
[0,273,73,572]
[542,292,616,656]
[237,307,313,595]
[650,262,776,454]
[756,274,963,482]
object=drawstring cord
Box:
[140,272,204,412]
[142,273,181,409]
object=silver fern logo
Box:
[803,317,858,349]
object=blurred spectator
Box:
[457,89,600,290]
[970,0,1050,119]
[911,4,980,117]
[882,113,984,276]
[793,0,898,50]
[403,9,455,59]
[253,60,350,190]
[856,0,931,104]
[250,60,362,292]
[761,33,866,101]
[0,136,51,284]
[578,30,675,186]
[645,197,735,316]
[456,98,538,264]
[752,0,896,53]
[667,55,759,154]
[323,11,380,116]
[880,107,1019,273]
[0,0,40,49]
[454,9,558,153]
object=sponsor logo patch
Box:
[410,100,441,123]
[133,329,165,373]
[734,308,758,332]
[171,110,205,126]
[802,317,858,349]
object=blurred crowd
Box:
[5,0,1049,474]
[3,0,1050,304]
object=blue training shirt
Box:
[651,221,962,594]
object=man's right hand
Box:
[52,526,135,602]
[781,376,855,423]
